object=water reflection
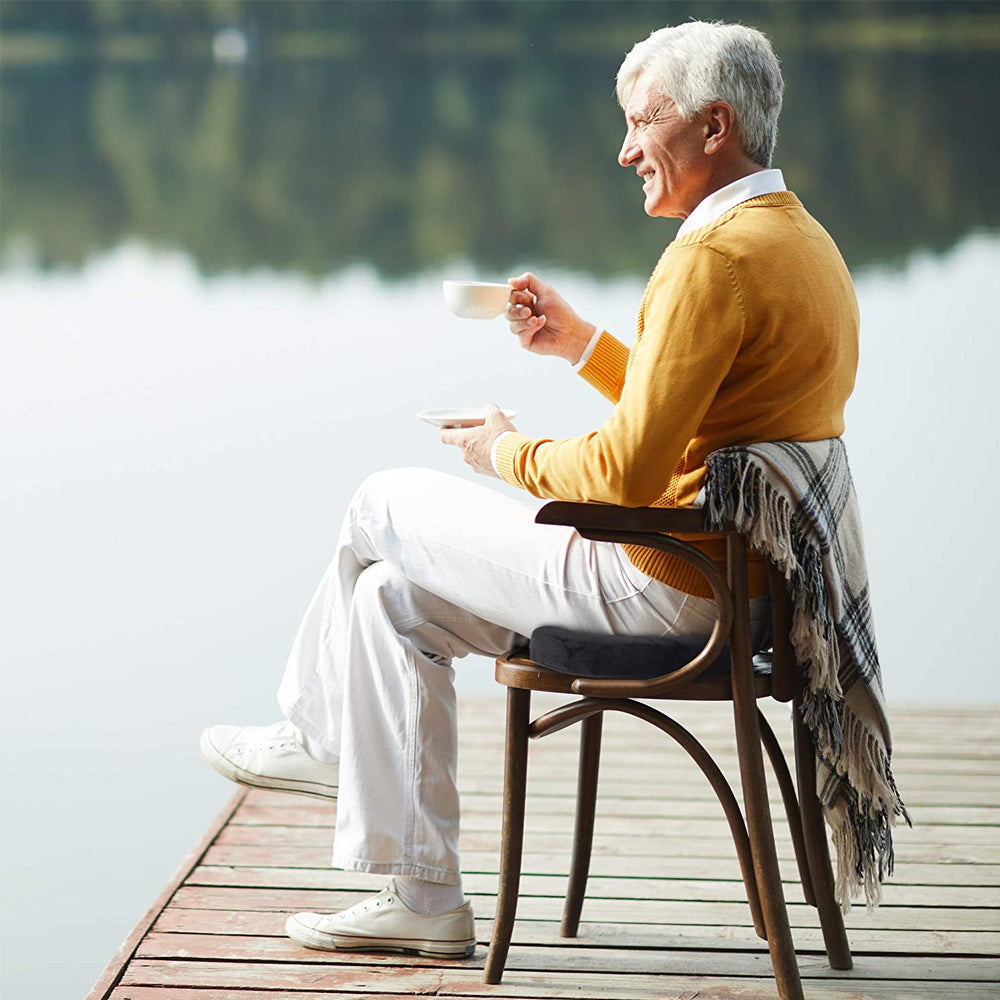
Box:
[2,2,999,278]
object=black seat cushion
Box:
[529,626,733,680]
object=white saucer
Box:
[418,407,516,428]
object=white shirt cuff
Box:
[571,326,604,372]
[491,431,515,475]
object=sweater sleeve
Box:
[495,244,745,505]
[575,330,631,403]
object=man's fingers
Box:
[509,313,546,332]
[485,403,509,426]
[508,289,534,308]
[505,300,534,319]
[508,271,548,297]
[439,427,467,446]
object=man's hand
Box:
[506,272,596,364]
[439,404,517,479]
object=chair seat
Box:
[529,626,730,680]
[529,626,773,681]
[496,643,773,700]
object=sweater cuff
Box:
[494,431,533,489]
[571,325,604,372]
[577,330,630,397]
[490,431,515,475]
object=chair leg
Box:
[794,700,853,970]
[561,711,603,937]
[758,710,816,906]
[728,537,804,1000]
[484,687,531,985]
[733,701,804,1000]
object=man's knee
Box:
[352,561,430,632]
[352,562,470,664]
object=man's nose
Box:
[618,131,639,167]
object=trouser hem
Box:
[333,854,462,886]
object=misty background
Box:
[2,1,999,996]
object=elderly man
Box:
[200,21,858,957]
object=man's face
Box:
[618,73,710,220]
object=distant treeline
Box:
[4,0,999,51]
[2,0,998,278]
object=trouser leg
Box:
[277,467,723,883]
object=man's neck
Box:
[680,161,766,221]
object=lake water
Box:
[2,3,999,997]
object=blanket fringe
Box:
[705,448,908,911]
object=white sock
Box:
[394,876,465,915]
[292,724,338,764]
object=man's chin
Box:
[642,192,671,218]
[644,198,683,221]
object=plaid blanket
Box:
[704,438,909,911]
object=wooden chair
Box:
[482,501,853,999]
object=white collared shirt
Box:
[676,167,786,237]
[491,168,788,475]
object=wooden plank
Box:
[229,804,1000,843]
[109,959,995,1000]
[83,789,247,1000]
[135,932,1000,981]
[212,822,1000,864]
[183,864,1000,909]
[454,752,1000,777]
[452,777,1000,806]
[238,784,1000,816]
[108,984,1000,1000]
[134,933,778,976]
[151,906,1000,957]
[115,961,1000,998]
[457,741,1000,765]
[540,731,1000,752]
[200,843,1000,886]
[167,886,1000,932]
[452,713,1000,742]
[452,709,1000,742]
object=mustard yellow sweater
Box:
[495,192,859,598]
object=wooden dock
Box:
[88,697,1000,1000]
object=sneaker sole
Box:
[285,915,475,958]
[199,729,337,801]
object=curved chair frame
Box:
[483,502,852,1000]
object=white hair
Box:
[616,21,784,168]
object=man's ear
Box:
[704,102,737,155]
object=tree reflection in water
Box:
[2,0,998,277]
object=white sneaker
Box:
[285,880,476,958]
[199,721,338,800]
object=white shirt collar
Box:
[676,168,787,237]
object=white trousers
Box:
[278,467,745,885]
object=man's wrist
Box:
[490,431,515,475]
[571,324,602,371]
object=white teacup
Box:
[442,280,512,320]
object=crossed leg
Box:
[208,467,722,953]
